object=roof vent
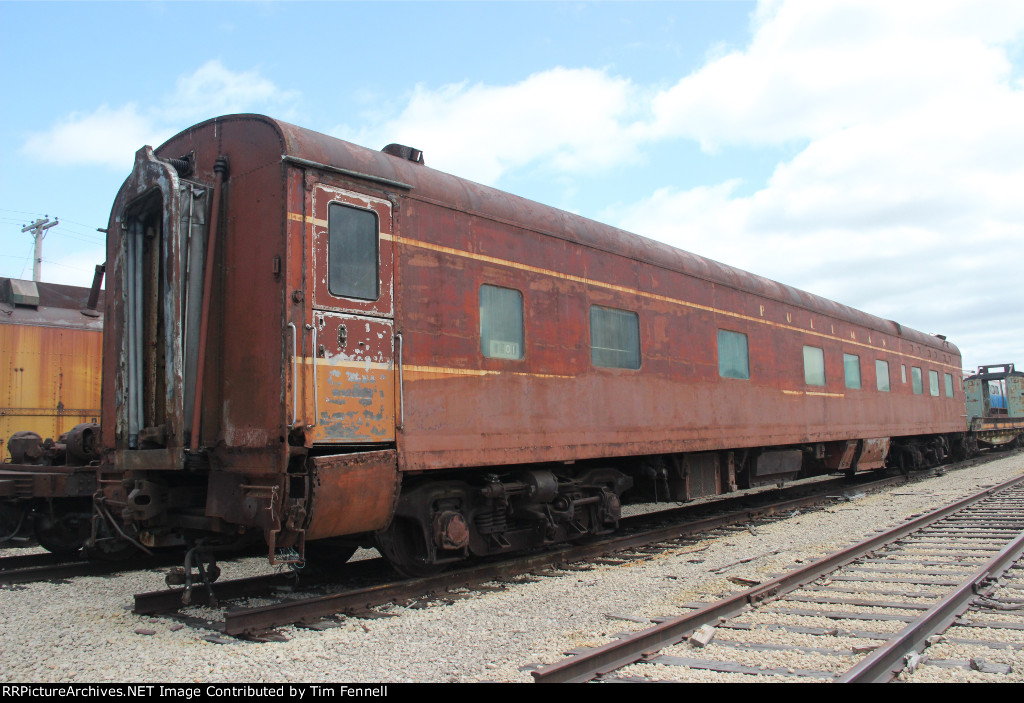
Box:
[2,279,40,308]
[382,144,424,165]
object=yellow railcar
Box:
[0,278,103,458]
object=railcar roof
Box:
[0,278,103,330]
[168,114,958,357]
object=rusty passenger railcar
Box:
[96,115,963,573]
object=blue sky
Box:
[2,1,1023,372]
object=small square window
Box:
[590,306,640,369]
[480,285,523,360]
[876,360,890,392]
[843,353,861,389]
[328,203,379,301]
[717,330,750,380]
[803,346,826,386]
[944,373,954,398]
[912,366,923,395]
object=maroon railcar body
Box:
[97,115,964,571]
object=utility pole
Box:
[20,216,59,282]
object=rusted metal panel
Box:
[965,377,988,422]
[824,440,859,471]
[1007,374,1024,417]
[102,146,186,456]
[302,184,396,444]
[205,138,289,458]
[204,469,283,533]
[0,290,102,453]
[105,122,293,476]
[668,453,721,500]
[856,437,891,470]
[754,449,803,477]
[0,465,96,498]
[972,415,1024,446]
[112,446,184,473]
[304,449,400,540]
[307,313,395,443]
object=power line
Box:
[17,239,34,279]
[0,207,50,217]
[4,218,105,248]
[3,209,105,241]
[50,229,105,245]
[56,216,105,232]
[41,257,98,272]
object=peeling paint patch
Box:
[308,314,395,444]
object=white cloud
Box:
[22,104,159,169]
[611,1,1024,371]
[167,60,299,122]
[647,2,1024,149]
[334,67,644,185]
[21,61,297,170]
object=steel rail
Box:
[838,490,1024,682]
[0,559,97,585]
[531,471,1024,683]
[0,552,71,573]
[134,570,303,614]
[0,552,176,586]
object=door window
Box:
[328,203,379,301]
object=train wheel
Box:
[375,518,442,578]
[33,512,89,557]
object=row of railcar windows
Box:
[480,285,641,369]
[713,329,954,397]
[711,328,954,397]
[479,285,955,397]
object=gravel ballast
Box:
[2,452,1023,683]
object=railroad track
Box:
[0,550,185,586]
[131,457,999,639]
[530,471,1024,682]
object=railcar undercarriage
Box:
[374,467,633,576]
[0,428,1002,578]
